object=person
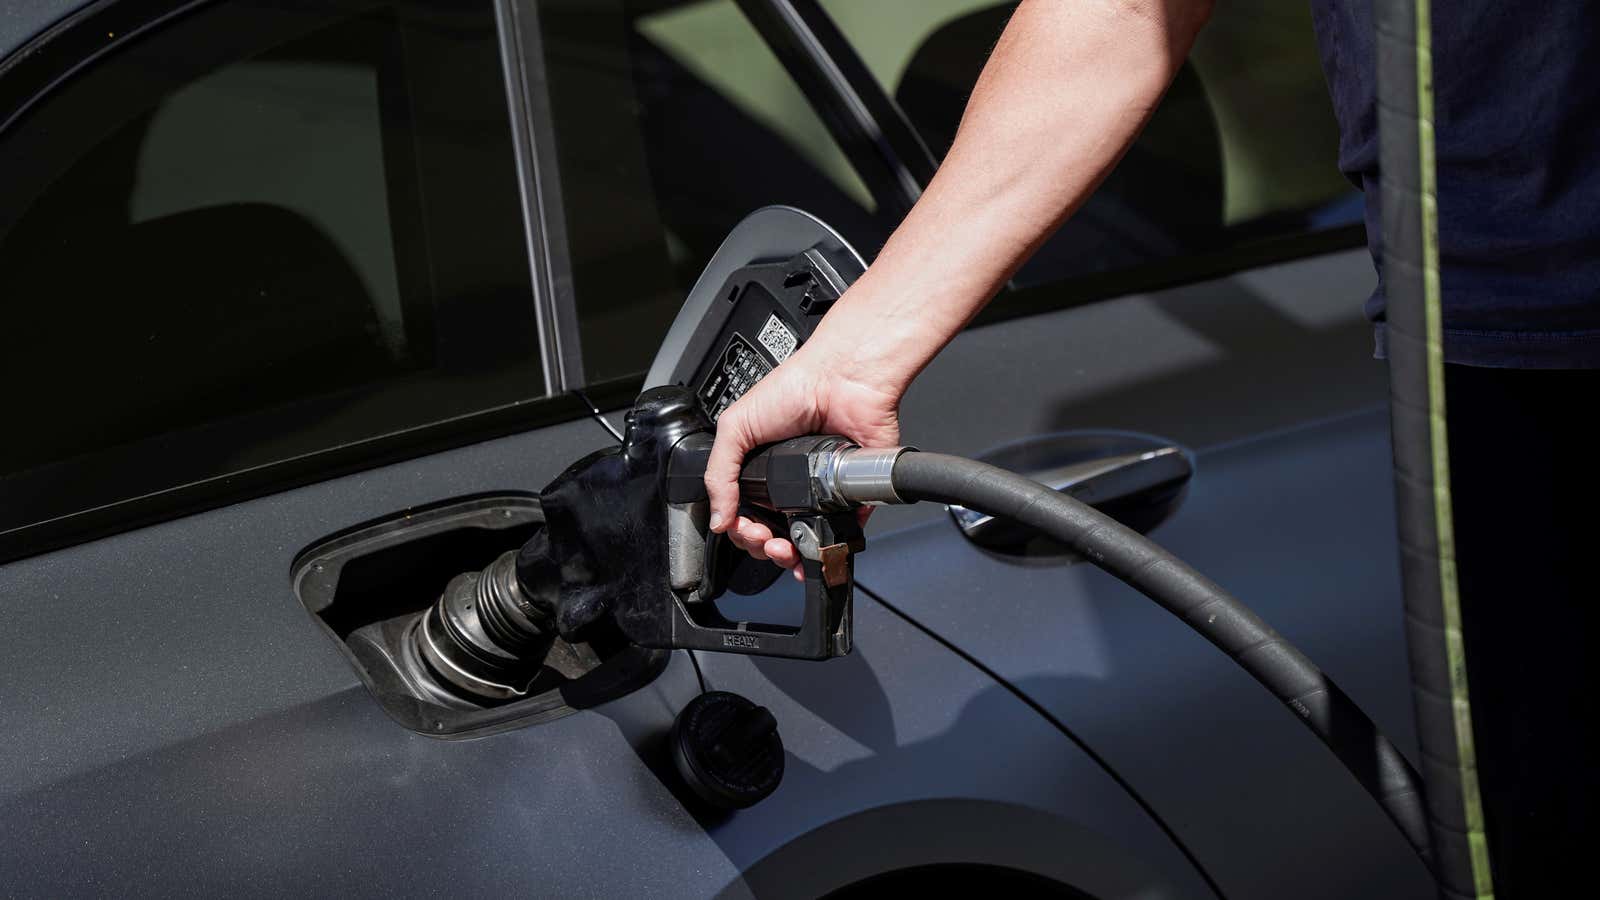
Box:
[704,2,1600,897]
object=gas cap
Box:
[669,691,784,810]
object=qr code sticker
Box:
[757,314,798,362]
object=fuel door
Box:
[645,206,866,417]
[644,206,865,601]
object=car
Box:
[0,1,1431,897]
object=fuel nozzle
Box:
[730,436,914,511]
[539,386,891,660]
[407,387,910,703]
[410,538,561,702]
[676,436,912,593]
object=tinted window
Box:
[0,0,540,544]
[537,0,900,383]
[819,0,1360,287]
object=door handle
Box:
[948,436,1193,552]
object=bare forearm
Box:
[809,0,1213,394]
[705,0,1213,546]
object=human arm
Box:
[705,0,1215,567]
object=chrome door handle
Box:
[949,443,1193,550]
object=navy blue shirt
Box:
[1308,2,1600,368]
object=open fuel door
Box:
[650,205,865,598]
[645,205,866,404]
[634,206,872,626]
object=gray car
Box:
[0,1,1429,897]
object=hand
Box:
[704,340,902,573]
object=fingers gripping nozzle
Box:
[411,386,904,700]
[537,385,903,660]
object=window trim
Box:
[0,0,602,565]
[781,0,1371,325]
[735,0,939,219]
[513,1,1370,394]
[0,374,637,566]
[0,0,1367,565]
[0,0,208,137]
[521,0,1368,387]
[973,222,1368,328]
[496,0,585,391]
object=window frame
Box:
[528,0,1365,383]
[505,0,940,389]
[733,0,939,220]
[767,0,1368,329]
[496,0,585,390]
[0,0,608,565]
[0,0,1363,564]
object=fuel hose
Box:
[882,450,1433,869]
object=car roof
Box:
[1,0,93,68]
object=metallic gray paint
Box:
[0,413,1209,897]
[0,0,83,65]
[0,0,1414,893]
[858,410,1431,899]
[873,249,1387,534]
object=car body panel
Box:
[858,410,1429,899]
[0,414,1212,898]
[0,0,79,64]
[850,252,1430,897]
[2,1,1421,896]
[634,249,1427,898]
[870,249,1389,535]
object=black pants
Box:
[1446,364,1598,897]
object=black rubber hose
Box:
[890,451,1433,869]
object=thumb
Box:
[704,406,757,533]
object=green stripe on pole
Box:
[1414,1,1493,895]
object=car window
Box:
[818,0,1361,288]
[0,0,540,550]
[536,0,901,384]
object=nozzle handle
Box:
[661,431,863,659]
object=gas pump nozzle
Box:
[535,385,907,660]
[412,209,882,699]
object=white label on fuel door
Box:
[757,314,798,363]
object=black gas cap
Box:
[669,690,784,810]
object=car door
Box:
[0,1,1220,897]
[807,3,1433,899]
